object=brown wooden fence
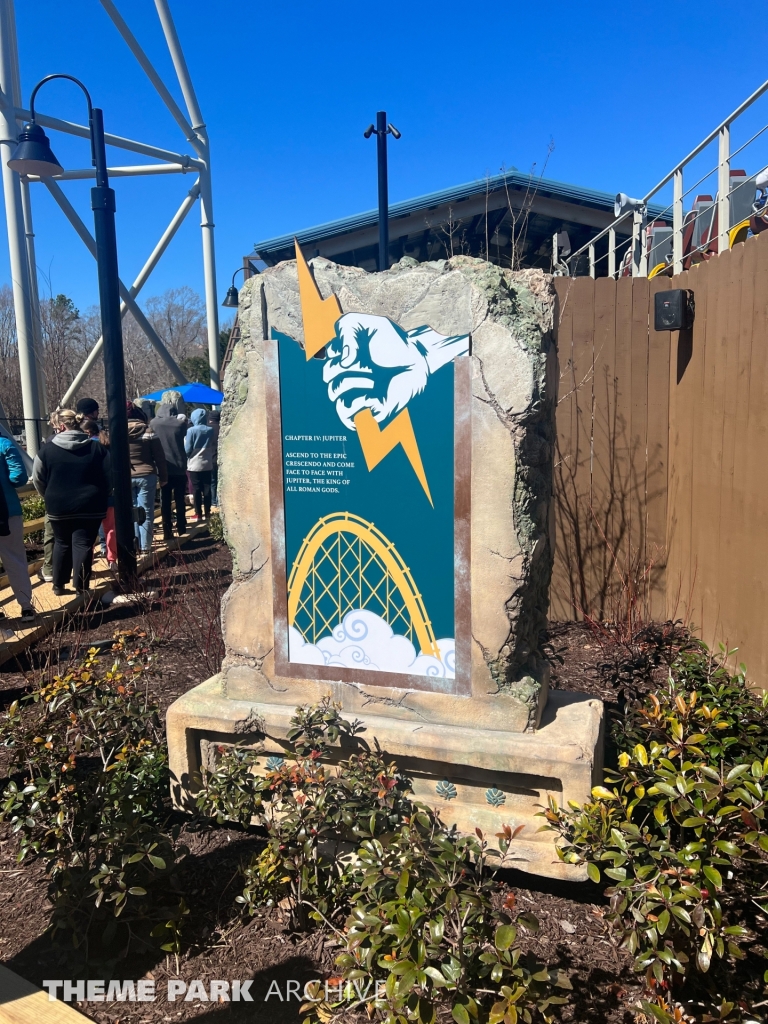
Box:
[552,229,768,686]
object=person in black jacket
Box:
[32,409,110,596]
[150,397,188,541]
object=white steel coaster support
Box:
[98,0,220,391]
[718,125,730,254]
[153,0,220,391]
[20,180,47,418]
[6,0,46,422]
[42,178,189,387]
[2,0,218,408]
[0,0,40,454]
[198,168,220,389]
[60,182,200,406]
[98,0,204,159]
[153,0,205,129]
[13,106,203,168]
[27,163,197,181]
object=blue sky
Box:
[2,0,767,317]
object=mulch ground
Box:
[0,541,665,1022]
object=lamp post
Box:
[363,112,401,271]
[8,75,136,587]
[221,267,246,308]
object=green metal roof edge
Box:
[253,170,669,257]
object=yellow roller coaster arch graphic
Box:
[286,512,439,659]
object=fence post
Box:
[673,168,683,274]
[608,227,616,278]
[718,124,730,254]
[588,243,595,278]
[632,208,647,277]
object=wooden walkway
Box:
[0,511,211,667]
[0,965,88,1023]
[0,515,214,1014]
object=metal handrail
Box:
[562,77,768,278]
[641,78,768,202]
[567,210,632,261]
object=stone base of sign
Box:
[167,677,604,881]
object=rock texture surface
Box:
[219,255,556,730]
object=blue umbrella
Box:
[139,382,223,405]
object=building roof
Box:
[252,169,663,263]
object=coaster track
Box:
[286,511,439,658]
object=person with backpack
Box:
[184,408,215,521]
[80,420,116,567]
[127,402,167,554]
[32,409,110,596]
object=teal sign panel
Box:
[274,311,468,684]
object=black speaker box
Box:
[654,289,694,331]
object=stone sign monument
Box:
[167,250,603,879]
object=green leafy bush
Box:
[0,634,187,952]
[197,698,568,1024]
[207,511,224,541]
[544,643,768,1021]
[20,494,45,521]
[20,493,46,544]
[199,699,409,929]
[196,743,266,826]
[312,823,571,1024]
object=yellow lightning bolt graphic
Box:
[294,239,432,503]
[295,239,341,359]
[354,408,432,506]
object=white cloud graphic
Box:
[289,608,455,680]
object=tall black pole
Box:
[376,110,389,271]
[90,107,136,588]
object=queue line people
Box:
[32,409,110,597]
[127,402,167,555]
[79,420,117,567]
[0,429,35,621]
[23,393,221,606]
[208,408,221,508]
[150,394,188,541]
[97,426,117,565]
[184,409,215,522]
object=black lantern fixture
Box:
[221,285,239,308]
[8,121,63,177]
[221,267,246,308]
[8,74,136,588]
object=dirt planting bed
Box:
[0,540,698,1022]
